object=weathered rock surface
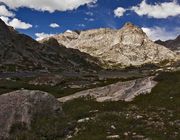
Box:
[0,90,63,139]
[43,23,176,69]
[58,76,157,102]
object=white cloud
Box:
[0,16,32,29]
[85,11,93,16]
[78,24,86,27]
[132,0,180,19]
[87,0,98,8]
[0,16,10,24]
[65,30,73,33]
[50,23,60,28]
[8,18,32,29]
[35,32,55,41]
[84,18,95,21]
[142,26,180,41]
[114,7,126,17]
[0,5,15,17]
[0,0,97,12]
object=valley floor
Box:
[4,71,180,140]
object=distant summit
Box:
[41,22,177,69]
[155,35,180,54]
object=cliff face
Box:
[44,23,176,69]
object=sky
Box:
[0,0,180,41]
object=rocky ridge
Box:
[42,23,177,69]
[0,19,101,72]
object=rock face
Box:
[43,23,176,69]
[58,76,157,102]
[0,90,63,139]
[155,35,180,54]
[0,19,101,72]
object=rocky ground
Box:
[58,76,157,102]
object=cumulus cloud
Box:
[84,18,95,21]
[87,0,98,8]
[0,5,15,17]
[50,23,60,28]
[0,16,32,29]
[0,16,10,24]
[78,24,86,27]
[142,26,180,41]
[9,18,32,29]
[0,0,97,12]
[35,32,55,41]
[132,0,180,19]
[114,7,126,17]
[0,4,32,30]
[85,11,94,16]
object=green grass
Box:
[2,71,180,140]
[62,71,180,140]
[0,76,122,98]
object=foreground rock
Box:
[42,23,176,69]
[58,76,157,102]
[0,90,63,139]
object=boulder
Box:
[0,90,63,139]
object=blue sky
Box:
[0,0,180,41]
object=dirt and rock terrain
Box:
[0,18,179,140]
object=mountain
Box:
[155,35,180,54]
[41,23,177,69]
[0,19,101,72]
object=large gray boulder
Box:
[58,76,157,102]
[0,90,63,139]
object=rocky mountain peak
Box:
[0,19,6,28]
[119,23,147,47]
[121,22,143,32]
[40,23,177,69]
[123,22,137,28]
[175,35,180,40]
